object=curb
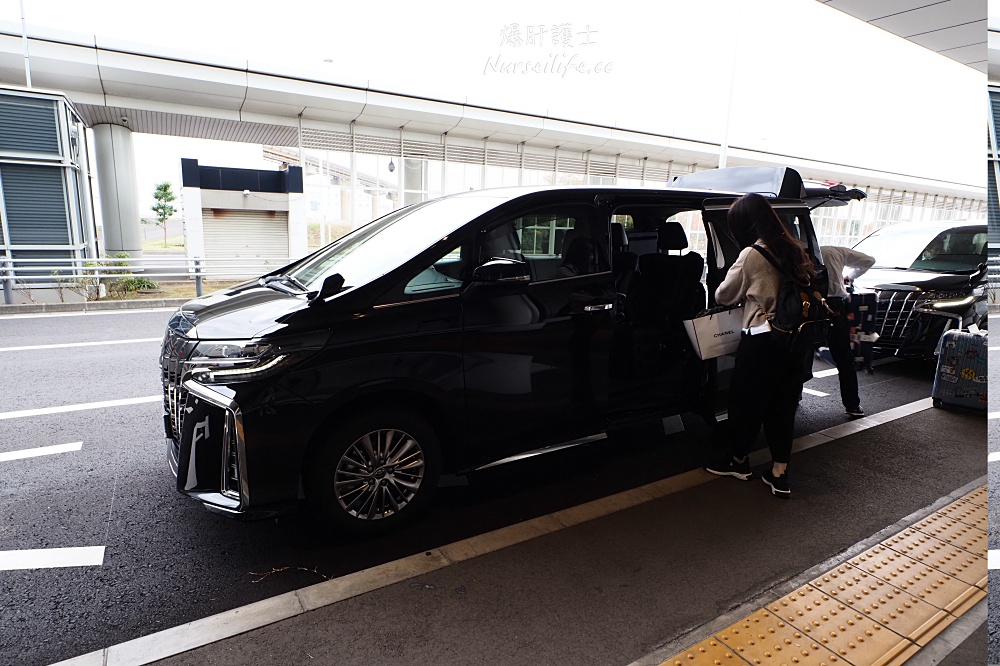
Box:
[0,298,189,315]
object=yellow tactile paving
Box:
[809,565,954,646]
[848,544,985,617]
[881,528,987,589]
[934,499,988,531]
[716,608,845,665]
[959,486,986,508]
[660,636,747,665]
[658,485,987,666]
[766,586,919,666]
[911,512,988,558]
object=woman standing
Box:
[704,193,817,497]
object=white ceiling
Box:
[820,0,986,72]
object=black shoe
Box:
[845,406,865,417]
[762,470,790,497]
[705,456,752,481]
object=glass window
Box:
[290,194,510,289]
[853,225,987,273]
[444,162,483,194]
[522,169,554,186]
[478,206,609,282]
[665,210,709,259]
[485,166,520,188]
[404,242,466,295]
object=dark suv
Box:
[159,166,854,532]
[850,221,988,358]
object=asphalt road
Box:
[0,308,985,666]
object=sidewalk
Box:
[57,406,986,666]
[0,298,188,316]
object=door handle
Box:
[584,303,613,312]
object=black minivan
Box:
[160,166,859,531]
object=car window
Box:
[478,205,610,282]
[854,225,986,273]
[911,229,987,272]
[404,243,466,295]
[290,194,508,289]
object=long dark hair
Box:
[728,193,813,284]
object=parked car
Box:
[850,221,988,358]
[160,166,850,532]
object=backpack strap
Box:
[751,244,791,280]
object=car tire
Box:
[932,398,943,409]
[305,409,442,533]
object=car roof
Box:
[869,220,986,233]
[438,184,743,201]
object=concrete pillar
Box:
[288,193,308,260]
[92,123,143,258]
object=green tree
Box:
[148,181,177,248]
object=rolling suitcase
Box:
[847,291,877,373]
[931,329,987,411]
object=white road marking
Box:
[0,396,160,420]
[60,397,941,666]
[989,347,1000,351]
[812,368,839,378]
[0,338,160,352]
[0,307,176,320]
[988,452,1000,463]
[989,412,1000,420]
[990,550,1000,570]
[0,546,105,571]
[801,388,829,397]
[0,441,82,462]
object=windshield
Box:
[290,194,511,288]
[852,225,986,273]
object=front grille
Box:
[160,330,196,440]
[873,290,919,348]
[221,410,241,499]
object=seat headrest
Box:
[681,251,704,278]
[657,221,688,252]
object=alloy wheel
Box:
[334,428,426,520]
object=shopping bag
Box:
[683,305,744,360]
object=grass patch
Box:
[143,236,186,252]
[97,280,239,301]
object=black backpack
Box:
[751,244,832,350]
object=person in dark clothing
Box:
[704,193,818,497]
[558,236,597,277]
[820,245,875,417]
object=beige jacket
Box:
[715,244,782,329]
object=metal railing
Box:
[1,255,293,305]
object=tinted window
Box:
[854,225,986,273]
[290,194,510,289]
[478,205,610,282]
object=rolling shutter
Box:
[1,163,70,245]
[202,209,289,260]
[0,94,60,155]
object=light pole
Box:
[20,0,31,88]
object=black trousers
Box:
[827,297,860,411]
[727,331,809,465]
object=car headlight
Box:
[187,340,300,384]
[930,295,976,310]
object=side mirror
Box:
[472,258,530,283]
[969,263,988,287]
[307,273,345,306]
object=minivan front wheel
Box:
[306,410,441,532]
